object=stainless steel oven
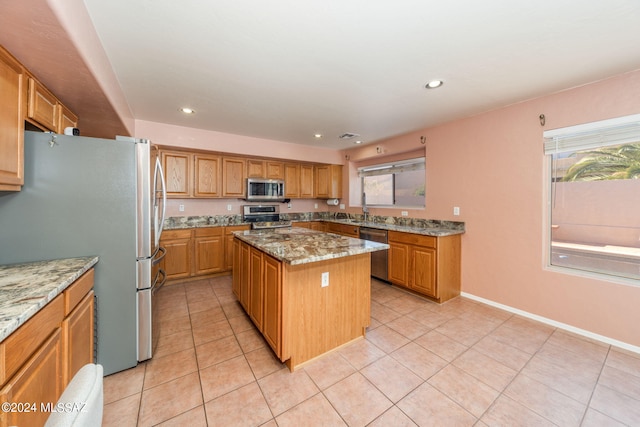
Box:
[242,205,292,229]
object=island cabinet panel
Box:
[262,254,282,356]
[224,225,250,271]
[232,238,242,299]
[239,241,251,310]
[249,247,264,330]
[282,253,370,370]
[387,231,461,303]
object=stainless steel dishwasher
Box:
[359,227,388,281]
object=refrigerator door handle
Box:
[152,246,166,266]
[154,156,167,247]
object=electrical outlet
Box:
[339,203,345,210]
[453,206,460,216]
[179,204,185,212]
[287,203,292,209]
[321,272,329,287]
[401,211,408,216]
[314,203,318,209]
[227,204,232,211]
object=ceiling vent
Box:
[339,133,360,139]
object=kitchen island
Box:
[232,227,388,371]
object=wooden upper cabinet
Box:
[315,164,342,199]
[246,159,265,178]
[247,159,284,180]
[0,46,25,191]
[284,163,300,198]
[162,150,192,197]
[265,161,284,179]
[222,157,246,197]
[194,154,221,197]
[57,103,78,133]
[300,164,314,198]
[27,77,58,132]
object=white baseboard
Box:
[460,292,640,356]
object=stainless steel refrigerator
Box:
[0,131,166,375]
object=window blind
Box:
[543,113,640,155]
[358,157,425,177]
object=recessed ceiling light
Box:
[179,107,195,114]
[314,133,323,139]
[425,80,444,89]
[354,140,363,144]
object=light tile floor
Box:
[103,276,640,426]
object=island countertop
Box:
[0,256,99,342]
[233,227,389,265]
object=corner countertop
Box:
[233,227,389,265]
[0,256,99,342]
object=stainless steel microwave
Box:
[246,178,285,201]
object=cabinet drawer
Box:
[224,225,250,235]
[194,227,223,238]
[388,231,436,248]
[327,222,359,237]
[0,294,64,385]
[162,229,192,240]
[63,269,94,316]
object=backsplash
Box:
[165,212,465,231]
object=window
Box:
[359,158,425,208]
[543,114,640,282]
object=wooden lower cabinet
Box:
[0,329,63,427]
[0,269,94,427]
[388,241,409,286]
[233,238,369,371]
[193,228,224,275]
[160,229,192,280]
[162,226,249,282]
[388,231,461,303]
[61,291,94,387]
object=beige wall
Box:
[345,69,640,349]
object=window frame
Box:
[358,157,425,209]
[543,114,640,286]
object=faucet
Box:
[362,193,369,223]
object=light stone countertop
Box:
[233,227,389,265]
[0,256,99,342]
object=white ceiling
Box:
[81,0,640,149]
